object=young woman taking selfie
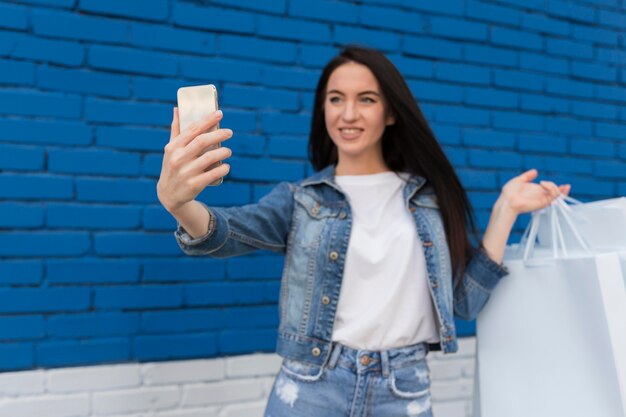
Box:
[157,46,569,417]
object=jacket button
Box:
[409,206,416,212]
[432,280,439,288]
[423,241,434,247]
[339,212,346,219]
[329,251,339,260]
[311,347,321,357]
[311,206,320,215]
[321,296,330,305]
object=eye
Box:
[328,96,341,103]
[361,97,376,103]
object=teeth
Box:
[341,129,361,134]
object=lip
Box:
[338,127,364,140]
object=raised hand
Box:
[499,169,571,215]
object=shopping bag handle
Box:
[519,195,590,261]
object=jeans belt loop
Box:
[326,342,342,370]
[380,350,390,378]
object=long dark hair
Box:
[309,45,478,283]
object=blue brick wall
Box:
[0,0,624,371]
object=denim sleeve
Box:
[453,246,509,320]
[174,181,294,258]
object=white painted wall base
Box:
[0,337,477,417]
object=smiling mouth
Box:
[338,128,364,140]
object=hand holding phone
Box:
[156,84,233,215]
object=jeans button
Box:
[360,355,371,366]
[311,347,321,357]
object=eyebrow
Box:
[326,89,381,97]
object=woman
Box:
[157,46,569,416]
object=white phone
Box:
[177,84,223,186]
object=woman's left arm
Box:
[481,168,570,264]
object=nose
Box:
[341,100,359,122]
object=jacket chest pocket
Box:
[291,192,342,249]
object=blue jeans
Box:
[264,341,433,417]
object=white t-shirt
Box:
[332,171,440,350]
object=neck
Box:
[335,155,389,176]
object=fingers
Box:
[169,107,180,141]
[186,146,232,175]
[186,128,233,157]
[559,184,571,196]
[540,180,561,199]
[518,168,538,182]
[176,110,223,148]
[195,162,231,188]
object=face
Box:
[324,62,395,167]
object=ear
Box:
[386,112,396,126]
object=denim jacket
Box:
[175,165,508,366]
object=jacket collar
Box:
[301,165,427,200]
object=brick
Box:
[94,232,181,256]
[545,76,594,99]
[299,44,338,68]
[130,22,216,55]
[429,16,488,41]
[76,178,157,203]
[142,258,226,282]
[596,122,626,139]
[227,133,265,157]
[464,87,518,109]
[257,15,331,43]
[403,0,464,16]
[33,9,130,43]
[135,333,218,361]
[48,149,141,176]
[465,44,517,67]
[221,85,299,111]
[493,69,543,92]
[260,112,311,135]
[0,369,44,395]
[46,204,141,230]
[0,89,81,119]
[95,285,182,309]
[595,161,626,178]
[260,65,319,89]
[225,306,279,328]
[47,313,139,338]
[463,129,516,149]
[0,231,90,257]
[96,125,168,151]
[226,353,282,377]
[595,85,626,103]
[546,0,595,23]
[0,144,44,171]
[289,0,358,23]
[492,26,543,50]
[434,63,490,85]
[361,6,424,34]
[47,258,140,284]
[227,255,284,279]
[598,9,626,28]
[546,38,593,59]
[520,52,568,75]
[227,156,304,182]
[466,1,520,25]
[93,386,179,414]
[268,136,308,158]
[219,328,276,354]
[404,36,462,60]
[0,59,34,86]
[434,105,489,127]
[334,25,401,52]
[518,134,567,153]
[469,150,522,169]
[492,0,544,9]
[572,24,618,46]
[143,358,225,385]
[408,80,463,104]
[143,204,176,230]
[521,13,570,36]
[0,261,42,286]
[546,117,592,136]
[0,202,44,229]
[0,3,28,30]
[0,29,85,66]
[0,288,89,313]
[597,47,626,66]
[0,344,33,371]
[571,61,617,82]
[134,76,186,101]
[185,283,270,306]
[180,57,262,84]
[0,316,45,340]
[0,118,91,146]
[0,174,73,200]
[89,45,177,77]
[141,309,223,333]
[37,339,130,367]
[172,3,254,34]
[572,100,618,120]
[79,0,168,21]
[85,97,170,125]
[212,0,286,14]
[220,34,297,64]
[432,124,461,145]
[10,0,75,6]
[492,110,544,131]
[570,139,615,157]
[183,379,264,407]
[389,54,432,79]
[38,66,131,98]
[521,93,569,113]
[46,364,140,392]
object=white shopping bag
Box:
[475,197,626,417]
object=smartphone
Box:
[177,84,223,186]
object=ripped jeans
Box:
[264,341,433,417]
